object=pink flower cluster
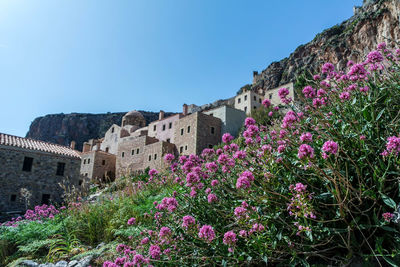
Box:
[198,225,216,243]
[381,136,400,156]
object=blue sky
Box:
[0,0,362,137]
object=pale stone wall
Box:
[203,106,246,138]
[234,91,264,115]
[147,114,182,143]
[100,124,121,155]
[80,151,116,182]
[142,141,176,170]
[116,135,158,176]
[195,112,222,154]
[264,82,294,106]
[0,145,82,213]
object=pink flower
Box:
[367,50,384,63]
[383,212,393,222]
[297,144,314,160]
[322,62,334,74]
[223,231,237,246]
[377,42,386,50]
[207,193,218,203]
[234,207,247,218]
[206,161,218,172]
[159,227,172,238]
[383,136,400,156]
[127,217,136,225]
[302,86,316,98]
[262,99,271,108]
[149,245,161,259]
[339,91,350,100]
[141,237,149,245]
[222,133,234,143]
[236,176,250,189]
[300,132,312,143]
[211,180,219,186]
[198,225,216,242]
[322,140,338,155]
[163,153,175,163]
[239,230,247,237]
[148,169,158,176]
[182,215,196,229]
[293,182,307,193]
[245,117,256,127]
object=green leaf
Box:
[381,226,398,232]
[381,193,397,209]
[383,255,398,267]
[376,108,385,121]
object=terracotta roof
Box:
[0,133,81,158]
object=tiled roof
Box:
[0,133,81,158]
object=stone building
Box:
[234,90,264,115]
[203,105,246,138]
[80,150,116,182]
[264,82,295,106]
[147,111,184,143]
[0,133,82,214]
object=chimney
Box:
[70,141,76,150]
[82,142,91,153]
[96,140,101,151]
[159,110,165,120]
[183,104,188,116]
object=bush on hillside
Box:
[104,43,400,266]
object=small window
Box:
[185,145,188,151]
[78,180,83,186]
[187,126,191,133]
[269,93,272,100]
[83,159,86,164]
[180,146,183,153]
[41,194,50,205]
[136,148,140,154]
[167,138,171,143]
[22,157,33,172]
[162,124,166,131]
[244,107,247,112]
[111,127,114,133]
[56,162,65,176]
[102,160,106,165]
[122,152,125,158]
[181,128,184,135]
[10,194,16,202]
[105,147,109,153]
[244,95,247,101]
[211,127,215,134]
[154,154,157,160]
[238,98,241,104]
[208,144,213,148]
[153,125,157,131]
[169,122,172,129]
[149,155,151,161]
[131,150,135,155]
[259,98,262,103]
[254,96,256,101]
[209,113,213,117]
[88,158,90,164]
[254,106,256,109]
[85,173,88,177]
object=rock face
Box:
[26,111,175,151]
[252,0,400,92]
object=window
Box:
[211,127,215,134]
[259,98,262,103]
[131,149,135,155]
[181,128,184,135]
[41,194,50,205]
[56,162,65,176]
[162,124,166,131]
[169,122,172,129]
[102,160,106,165]
[167,138,170,143]
[154,154,157,160]
[79,180,83,186]
[111,127,114,133]
[180,146,183,153]
[88,158,90,164]
[83,159,86,164]
[10,194,16,202]
[22,157,33,172]
[122,152,125,158]
[136,148,140,154]
[149,155,152,161]
[208,144,213,148]
[254,106,256,109]
[185,145,188,151]
[85,173,88,177]
[209,113,213,117]
[244,107,247,112]
[153,125,157,131]
[245,95,247,101]
[187,126,191,133]
[269,93,272,100]
[238,98,241,104]
[105,147,109,153]
[254,96,256,101]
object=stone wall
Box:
[80,151,116,182]
[147,114,183,143]
[142,141,177,170]
[195,112,222,154]
[100,124,121,155]
[0,145,82,213]
[264,82,294,106]
[234,91,264,115]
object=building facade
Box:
[203,105,246,138]
[80,150,116,182]
[234,90,264,115]
[264,82,295,106]
[0,133,82,215]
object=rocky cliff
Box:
[26,111,175,151]
[252,0,400,92]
